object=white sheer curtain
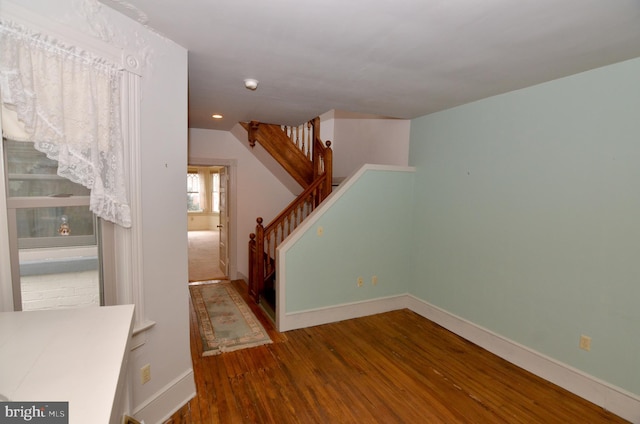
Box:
[0,19,131,228]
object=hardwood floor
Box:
[167,280,627,423]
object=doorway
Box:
[187,164,231,282]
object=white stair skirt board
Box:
[280,293,640,423]
[279,294,407,332]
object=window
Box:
[3,138,102,311]
[187,172,202,212]
[187,167,220,213]
[5,139,97,249]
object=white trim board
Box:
[280,293,640,423]
[405,295,640,423]
[132,369,196,424]
[280,294,407,332]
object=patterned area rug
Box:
[189,281,272,356]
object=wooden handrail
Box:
[247,116,333,305]
[249,170,330,304]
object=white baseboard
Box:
[279,294,407,332]
[405,295,640,424]
[278,293,639,422]
[132,368,196,424]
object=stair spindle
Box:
[245,117,332,308]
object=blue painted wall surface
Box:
[284,169,415,313]
[409,57,640,395]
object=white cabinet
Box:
[0,305,134,423]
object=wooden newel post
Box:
[248,233,257,301]
[324,140,333,199]
[253,217,265,304]
[312,117,320,141]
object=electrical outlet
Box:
[141,364,151,384]
[357,277,363,287]
[579,335,591,352]
[372,275,378,286]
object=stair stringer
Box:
[230,123,303,195]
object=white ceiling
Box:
[100,0,640,131]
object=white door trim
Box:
[188,157,238,280]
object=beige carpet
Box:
[188,230,227,282]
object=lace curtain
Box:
[0,19,131,228]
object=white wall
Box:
[320,110,411,179]
[189,127,296,280]
[187,213,219,231]
[0,1,195,422]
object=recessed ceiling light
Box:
[211,114,223,119]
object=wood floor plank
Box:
[166,282,628,424]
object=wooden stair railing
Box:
[246,117,333,305]
[241,117,330,189]
[248,174,330,303]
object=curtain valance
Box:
[0,19,131,228]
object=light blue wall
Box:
[284,168,415,313]
[409,57,640,395]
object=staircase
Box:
[241,117,333,313]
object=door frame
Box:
[187,157,238,280]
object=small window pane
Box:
[187,193,201,211]
[187,173,201,212]
[5,139,90,197]
[16,206,97,248]
[212,172,220,212]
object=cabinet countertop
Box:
[0,305,135,423]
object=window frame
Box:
[4,139,97,250]
[211,171,220,213]
[187,170,203,213]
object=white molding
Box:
[114,70,148,333]
[132,368,196,424]
[404,295,640,423]
[124,71,146,329]
[278,295,407,332]
[0,0,123,65]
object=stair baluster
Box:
[246,117,332,306]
